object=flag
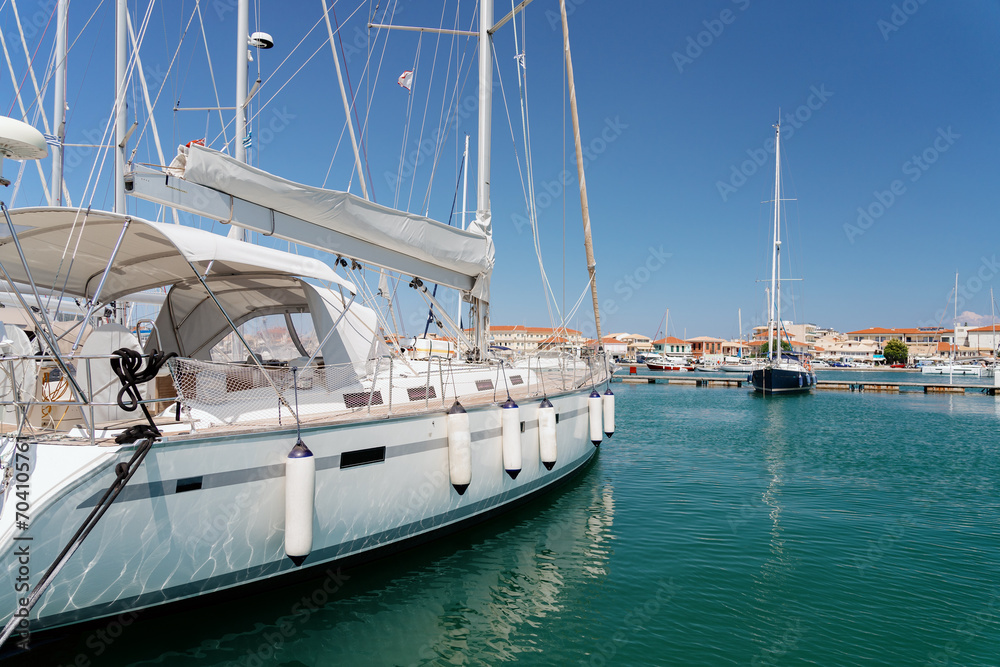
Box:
[397,70,413,92]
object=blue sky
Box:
[2,0,998,342]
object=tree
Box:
[883,339,909,365]
[757,339,792,357]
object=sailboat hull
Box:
[751,366,814,395]
[0,389,599,634]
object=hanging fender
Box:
[501,397,522,479]
[538,398,557,471]
[588,390,603,446]
[284,439,315,566]
[446,401,472,495]
[602,388,615,438]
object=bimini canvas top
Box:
[147,275,377,367]
[0,208,355,303]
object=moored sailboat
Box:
[0,0,615,645]
[751,120,814,395]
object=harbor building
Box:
[652,336,691,355]
[489,325,586,354]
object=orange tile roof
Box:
[539,336,570,345]
[651,336,688,345]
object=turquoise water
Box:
[14,384,1000,665]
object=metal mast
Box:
[50,0,68,205]
[115,0,128,213]
[768,121,781,363]
[471,0,494,359]
[228,0,251,241]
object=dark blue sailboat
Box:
[752,120,813,396]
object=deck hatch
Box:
[407,386,437,401]
[344,390,383,408]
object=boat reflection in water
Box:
[23,471,616,665]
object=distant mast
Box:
[768,120,782,362]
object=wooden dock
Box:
[614,373,1000,395]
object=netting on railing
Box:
[168,353,611,428]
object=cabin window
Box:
[209,312,319,364]
[340,446,386,469]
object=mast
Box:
[951,271,958,384]
[50,0,68,205]
[115,0,127,213]
[992,286,996,359]
[560,0,602,346]
[768,121,781,363]
[470,0,494,360]
[229,0,251,241]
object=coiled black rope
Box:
[110,348,176,439]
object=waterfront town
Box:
[471,323,1000,365]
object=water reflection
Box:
[78,470,616,666]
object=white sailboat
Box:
[0,0,614,645]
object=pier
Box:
[614,374,1000,395]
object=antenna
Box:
[0,117,48,187]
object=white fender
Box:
[603,388,615,438]
[447,401,472,494]
[284,439,315,565]
[588,390,603,446]
[538,398,557,471]
[501,397,522,479]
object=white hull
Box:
[919,365,983,376]
[0,388,599,632]
[719,363,758,373]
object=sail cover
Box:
[162,144,494,300]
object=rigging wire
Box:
[392,31,421,210]
[405,6,447,214]
[330,2,376,200]
[421,3,478,217]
